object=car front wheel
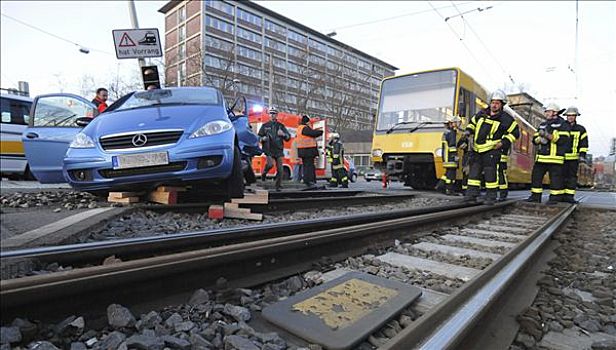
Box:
[225,146,245,198]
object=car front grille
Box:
[98,161,187,178]
[100,130,184,150]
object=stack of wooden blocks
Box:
[107,186,188,205]
[208,189,268,221]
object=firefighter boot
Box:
[498,190,508,202]
[525,193,541,203]
[546,195,561,205]
[328,178,338,187]
[483,190,497,205]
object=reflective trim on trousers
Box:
[564,189,576,195]
[485,181,499,189]
[440,175,452,184]
[531,188,543,194]
[468,179,481,187]
[550,189,565,195]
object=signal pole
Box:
[128,0,146,68]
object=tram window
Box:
[457,88,473,118]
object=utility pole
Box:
[268,53,273,107]
[128,0,146,68]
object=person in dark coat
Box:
[258,106,291,191]
[296,115,323,187]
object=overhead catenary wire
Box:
[327,1,478,34]
[427,1,498,86]
[449,1,516,85]
[0,12,113,55]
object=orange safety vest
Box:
[296,125,317,149]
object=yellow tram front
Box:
[371,68,488,189]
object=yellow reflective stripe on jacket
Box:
[581,132,587,139]
[500,155,509,162]
[535,154,564,164]
[507,121,518,133]
[565,130,581,158]
[504,133,516,143]
[579,147,588,152]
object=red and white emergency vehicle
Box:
[248,106,348,180]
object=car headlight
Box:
[372,149,383,157]
[190,120,233,138]
[69,133,95,148]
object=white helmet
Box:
[489,90,508,104]
[446,115,462,123]
[544,103,560,112]
[329,132,340,141]
[564,106,581,116]
[268,106,278,115]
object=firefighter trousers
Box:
[497,161,508,199]
[529,162,564,202]
[329,166,348,187]
[563,159,579,198]
[466,149,499,200]
[440,167,457,193]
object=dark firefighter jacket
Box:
[258,121,291,158]
[326,140,345,169]
[465,108,520,154]
[533,116,570,164]
[441,128,458,168]
[565,122,589,161]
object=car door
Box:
[23,94,97,183]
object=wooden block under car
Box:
[155,186,188,192]
[223,202,263,221]
[148,191,178,205]
[108,192,142,199]
[208,205,224,220]
[107,196,139,203]
[231,190,269,204]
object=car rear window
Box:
[113,88,221,111]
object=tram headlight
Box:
[435,148,443,157]
[372,149,383,157]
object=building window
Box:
[287,61,301,74]
[238,64,262,79]
[309,38,326,53]
[237,8,262,27]
[287,45,305,58]
[327,46,343,59]
[178,6,186,22]
[178,43,186,60]
[178,63,186,86]
[265,19,286,36]
[179,25,186,41]
[237,27,262,44]
[264,37,285,51]
[205,0,234,16]
[309,54,325,67]
[205,35,234,51]
[205,15,234,35]
[273,57,286,69]
[288,30,307,45]
[237,45,262,61]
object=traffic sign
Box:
[112,28,162,59]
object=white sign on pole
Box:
[112,28,162,59]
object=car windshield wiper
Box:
[408,121,444,133]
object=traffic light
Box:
[141,65,161,90]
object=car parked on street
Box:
[344,156,358,182]
[363,167,382,182]
[22,87,260,198]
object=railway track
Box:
[0,201,577,350]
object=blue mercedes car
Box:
[22,87,260,198]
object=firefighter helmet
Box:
[329,132,340,141]
[564,106,581,116]
[489,90,508,104]
[268,106,278,115]
[446,115,462,123]
[544,103,560,112]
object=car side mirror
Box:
[75,117,93,127]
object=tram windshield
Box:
[376,69,457,131]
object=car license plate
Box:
[112,152,169,169]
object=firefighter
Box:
[258,106,291,191]
[326,133,349,188]
[562,106,588,203]
[439,115,462,195]
[526,103,570,204]
[463,90,519,205]
[296,115,323,187]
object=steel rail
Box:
[1,201,513,322]
[382,203,575,350]
[1,200,466,266]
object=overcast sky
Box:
[1,1,614,156]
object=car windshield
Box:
[113,87,221,112]
[376,69,457,131]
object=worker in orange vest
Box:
[296,115,323,187]
[91,88,109,114]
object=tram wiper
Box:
[386,121,415,134]
[408,121,443,133]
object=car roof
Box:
[0,92,33,103]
